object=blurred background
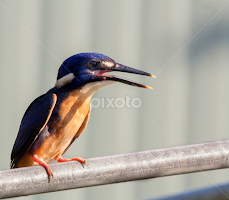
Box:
[0,0,229,199]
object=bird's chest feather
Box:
[34,90,92,162]
[54,90,91,143]
[22,81,112,165]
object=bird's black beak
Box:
[94,63,156,89]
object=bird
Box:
[10,52,155,179]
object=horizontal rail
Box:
[151,182,229,200]
[0,140,229,199]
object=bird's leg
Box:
[57,156,86,165]
[32,154,54,180]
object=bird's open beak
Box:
[94,63,156,89]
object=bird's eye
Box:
[88,60,98,69]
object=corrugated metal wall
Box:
[0,0,229,199]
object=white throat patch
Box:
[81,81,114,96]
[55,73,75,88]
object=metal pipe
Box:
[0,140,229,199]
[150,182,229,200]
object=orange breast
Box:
[17,81,113,168]
[17,90,92,167]
[39,90,92,162]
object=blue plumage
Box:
[11,52,154,179]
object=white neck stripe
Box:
[55,73,75,88]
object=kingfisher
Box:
[10,52,155,179]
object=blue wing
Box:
[10,93,57,168]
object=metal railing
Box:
[0,140,229,199]
[150,182,229,200]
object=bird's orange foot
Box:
[32,154,54,181]
[57,156,86,165]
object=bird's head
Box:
[55,53,155,91]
